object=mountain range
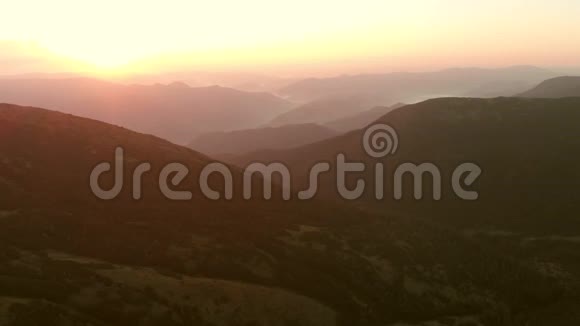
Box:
[124,71,296,93]
[279,66,558,103]
[0,78,293,144]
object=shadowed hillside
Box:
[227,97,580,296]
[1,103,577,325]
[229,97,580,223]
[518,76,580,98]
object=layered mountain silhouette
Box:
[0,78,293,144]
[1,103,577,325]
[324,103,406,132]
[188,123,338,157]
[268,95,388,126]
[279,66,557,103]
[518,76,580,98]
[126,71,296,93]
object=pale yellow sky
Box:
[1,0,579,76]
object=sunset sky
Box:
[1,0,579,76]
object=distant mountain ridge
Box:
[279,66,558,103]
[268,95,385,126]
[188,123,338,156]
[124,71,297,93]
[0,77,293,144]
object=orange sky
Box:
[1,0,579,77]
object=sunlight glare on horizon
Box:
[1,0,579,75]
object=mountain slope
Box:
[0,103,574,325]
[325,103,406,132]
[188,123,338,156]
[269,95,388,126]
[231,98,580,231]
[0,78,293,144]
[518,76,580,98]
[226,98,580,319]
